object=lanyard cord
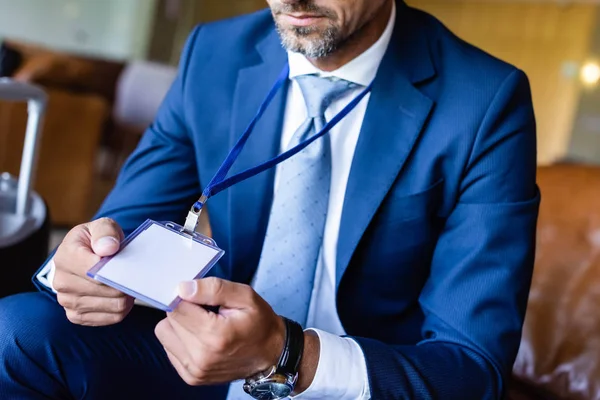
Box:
[183,63,373,233]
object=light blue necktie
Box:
[226,75,357,400]
[252,74,357,326]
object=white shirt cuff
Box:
[35,257,153,309]
[291,328,371,400]
[36,257,57,293]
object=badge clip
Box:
[183,194,207,234]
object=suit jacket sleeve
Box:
[351,69,540,399]
[93,26,204,235]
[31,26,206,295]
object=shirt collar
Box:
[287,1,396,87]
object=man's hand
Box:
[53,217,134,326]
[154,278,290,386]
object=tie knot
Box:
[295,74,357,118]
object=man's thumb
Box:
[89,218,123,257]
[92,236,120,257]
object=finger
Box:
[87,217,124,257]
[64,309,129,327]
[157,319,214,385]
[52,269,125,297]
[165,348,201,386]
[55,218,123,277]
[177,277,254,309]
[167,306,219,351]
[155,319,195,373]
[55,226,102,276]
[57,292,133,314]
[54,218,122,277]
[170,300,216,329]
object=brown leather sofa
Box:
[0,40,125,226]
[507,163,600,400]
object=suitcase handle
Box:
[0,78,48,216]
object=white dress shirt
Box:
[266,4,396,399]
[37,4,395,398]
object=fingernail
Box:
[178,281,197,298]
[96,236,119,250]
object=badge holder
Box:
[86,62,373,313]
[87,219,224,312]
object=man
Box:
[0,0,539,398]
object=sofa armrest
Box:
[512,164,600,400]
[7,40,125,102]
[12,53,95,89]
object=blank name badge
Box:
[87,219,224,311]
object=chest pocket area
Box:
[372,178,446,258]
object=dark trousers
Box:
[0,292,228,399]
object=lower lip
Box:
[279,14,325,27]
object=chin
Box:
[276,22,339,58]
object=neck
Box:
[308,0,394,72]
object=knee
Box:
[0,293,74,397]
[0,292,66,362]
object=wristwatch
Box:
[243,317,304,400]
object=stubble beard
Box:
[275,21,342,59]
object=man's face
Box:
[267,0,389,58]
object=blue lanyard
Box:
[183,62,373,233]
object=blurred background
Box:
[0,0,598,227]
[2,1,600,399]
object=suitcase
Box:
[0,78,51,297]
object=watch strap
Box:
[277,317,304,377]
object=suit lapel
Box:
[226,29,288,283]
[336,2,437,286]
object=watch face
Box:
[250,382,292,400]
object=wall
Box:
[148,0,267,65]
[567,7,600,164]
[406,0,597,165]
[195,0,266,21]
[0,0,157,60]
[147,0,597,165]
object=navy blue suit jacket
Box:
[76,2,539,398]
